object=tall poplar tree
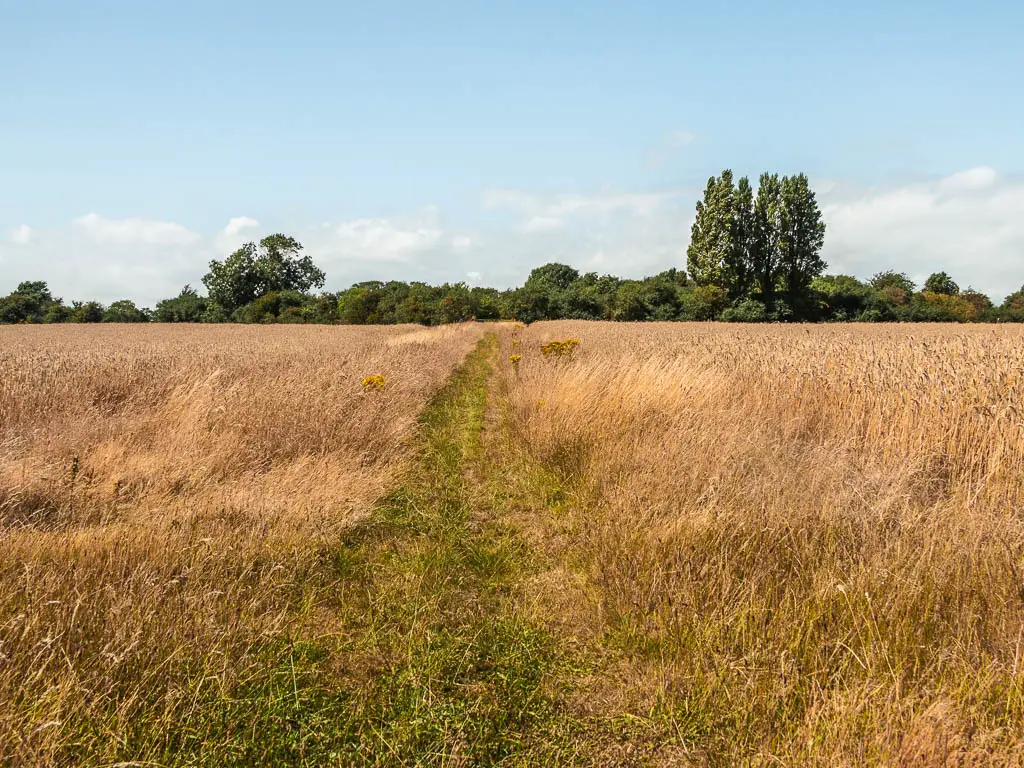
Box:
[751,172,784,309]
[779,173,827,311]
[685,169,827,317]
[726,176,756,299]
[687,171,736,290]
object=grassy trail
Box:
[66,332,672,766]
[321,331,586,765]
[324,331,686,766]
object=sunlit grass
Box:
[498,320,1024,764]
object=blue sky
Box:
[2,0,1023,305]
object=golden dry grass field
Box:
[0,323,485,765]
[3,320,1024,766]
[499,321,1024,764]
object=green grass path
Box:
[323,331,586,765]
[108,332,671,767]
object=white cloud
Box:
[813,178,839,196]
[466,271,483,283]
[214,215,261,254]
[476,187,693,284]
[486,189,677,220]
[74,213,200,246]
[486,188,681,236]
[331,215,444,262]
[938,166,998,193]
[7,225,32,245]
[547,192,672,218]
[223,216,259,236]
[0,219,209,307]
[821,167,1024,299]
[306,207,497,289]
[520,216,564,233]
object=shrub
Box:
[154,285,208,322]
[680,285,729,320]
[102,300,150,323]
[233,291,308,324]
[721,299,769,323]
[999,287,1024,322]
[68,301,105,323]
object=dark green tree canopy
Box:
[154,285,208,323]
[0,281,67,323]
[811,275,874,319]
[69,301,105,323]
[727,176,756,299]
[924,272,959,295]
[778,173,826,312]
[203,234,325,314]
[998,287,1024,322]
[870,271,916,293]
[524,263,580,293]
[103,300,150,323]
[687,170,736,291]
[687,170,825,313]
[751,172,785,308]
[15,281,54,303]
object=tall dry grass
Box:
[501,321,1024,764]
[0,323,483,763]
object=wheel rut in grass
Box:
[327,331,587,765]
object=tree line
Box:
[3,172,1024,324]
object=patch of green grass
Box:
[322,334,577,765]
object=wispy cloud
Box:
[486,188,683,234]
[821,167,1024,297]
[644,129,696,169]
[223,216,259,236]
[327,207,445,263]
[74,213,200,246]
[519,216,564,233]
[6,225,33,245]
